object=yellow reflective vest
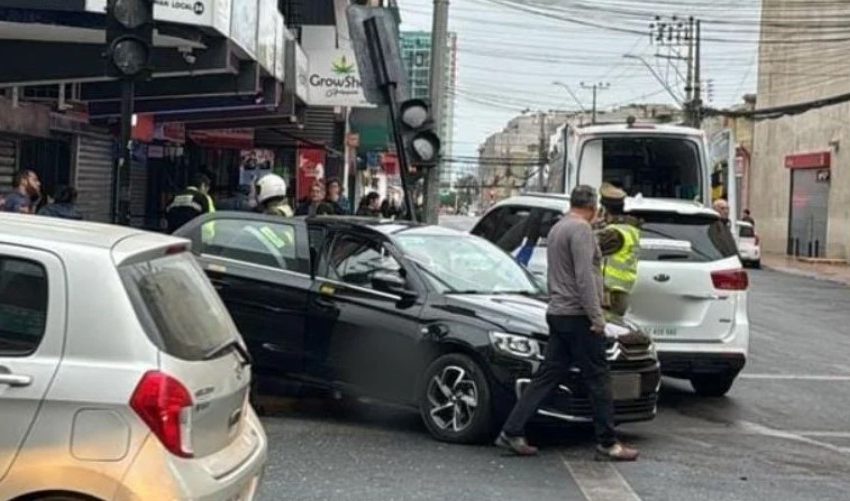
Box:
[603,223,640,293]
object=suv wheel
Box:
[690,374,736,397]
[419,353,493,444]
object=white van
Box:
[547,122,729,213]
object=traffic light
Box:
[105,0,154,79]
[398,98,441,168]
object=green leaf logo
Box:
[332,55,355,75]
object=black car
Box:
[176,213,660,443]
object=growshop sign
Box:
[306,49,371,108]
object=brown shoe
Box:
[595,443,639,462]
[495,432,539,456]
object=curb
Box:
[762,263,850,287]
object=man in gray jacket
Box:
[496,185,639,461]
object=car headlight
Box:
[489,332,543,360]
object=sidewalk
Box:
[761,253,850,286]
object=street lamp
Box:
[552,81,587,114]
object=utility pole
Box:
[580,82,610,124]
[693,19,702,127]
[650,15,698,126]
[424,0,449,224]
[537,111,547,192]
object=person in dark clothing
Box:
[496,185,639,462]
[296,184,326,216]
[2,170,41,214]
[742,209,755,226]
[38,185,82,220]
[165,174,215,233]
[356,192,381,217]
[324,178,350,215]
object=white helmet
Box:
[256,174,287,204]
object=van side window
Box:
[0,258,48,356]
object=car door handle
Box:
[0,373,33,387]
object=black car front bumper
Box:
[489,345,661,425]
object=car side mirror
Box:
[372,271,417,303]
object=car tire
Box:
[690,374,736,397]
[419,353,493,444]
[753,260,761,269]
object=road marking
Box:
[675,424,850,455]
[739,373,850,381]
[561,455,641,501]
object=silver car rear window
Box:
[120,253,237,361]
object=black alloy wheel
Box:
[419,353,493,444]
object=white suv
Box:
[0,213,267,500]
[472,194,750,397]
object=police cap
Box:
[600,182,627,207]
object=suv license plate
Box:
[648,327,678,337]
[611,374,641,400]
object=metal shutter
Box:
[74,134,114,223]
[0,137,17,188]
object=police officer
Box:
[166,173,215,233]
[255,174,294,217]
[596,183,641,316]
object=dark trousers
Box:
[501,315,617,447]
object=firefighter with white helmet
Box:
[255,173,293,217]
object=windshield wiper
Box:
[204,339,252,367]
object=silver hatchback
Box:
[0,214,267,500]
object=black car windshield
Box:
[394,234,542,295]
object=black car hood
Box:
[441,294,650,346]
[445,294,550,335]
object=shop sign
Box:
[256,0,278,74]
[239,149,275,186]
[295,43,310,102]
[785,151,831,169]
[87,0,231,31]
[188,128,254,149]
[306,49,370,107]
[230,0,258,58]
[297,147,326,200]
[154,123,186,144]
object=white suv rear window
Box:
[634,212,738,263]
[120,253,237,361]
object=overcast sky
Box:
[398,0,761,159]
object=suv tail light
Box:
[711,269,749,291]
[130,371,194,458]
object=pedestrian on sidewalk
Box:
[38,185,82,220]
[1,169,41,214]
[495,185,639,462]
[356,192,382,217]
[713,198,731,227]
[324,178,350,215]
[742,209,755,226]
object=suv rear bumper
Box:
[659,352,746,378]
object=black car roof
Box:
[192,212,465,239]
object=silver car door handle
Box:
[0,374,33,387]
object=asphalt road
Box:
[255,223,850,500]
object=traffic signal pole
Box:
[115,79,134,225]
[364,17,418,222]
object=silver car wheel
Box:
[426,365,479,432]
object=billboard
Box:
[305,49,371,107]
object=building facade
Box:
[401,30,458,189]
[751,0,850,259]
